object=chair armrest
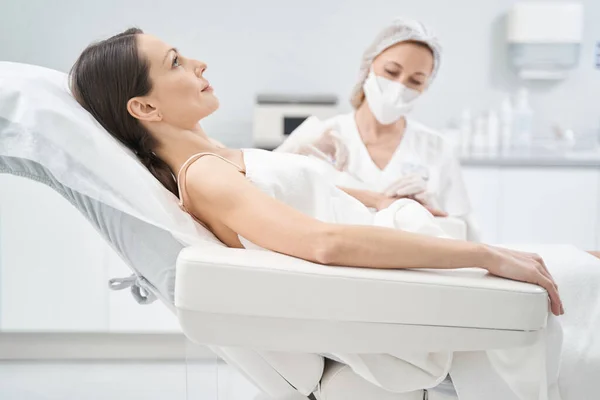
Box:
[175,245,547,331]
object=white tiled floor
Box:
[0,361,261,400]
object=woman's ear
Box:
[127,97,162,122]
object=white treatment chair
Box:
[0,62,550,400]
[0,156,548,400]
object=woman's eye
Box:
[410,79,424,86]
[172,56,181,68]
[385,69,399,77]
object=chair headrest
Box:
[0,62,222,303]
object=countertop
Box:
[461,151,600,168]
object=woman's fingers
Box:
[536,273,563,316]
[492,248,563,316]
[500,248,559,290]
[424,205,448,217]
[519,252,559,290]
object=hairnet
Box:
[350,18,442,108]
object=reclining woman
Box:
[70,28,562,317]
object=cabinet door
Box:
[498,168,599,249]
[462,167,502,243]
[0,176,108,331]
[106,250,180,333]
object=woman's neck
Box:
[152,123,228,175]
[354,103,406,144]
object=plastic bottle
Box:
[487,110,499,157]
[512,88,534,153]
[471,114,487,156]
[500,96,513,156]
[443,120,462,157]
[459,109,472,157]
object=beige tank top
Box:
[176,152,245,225]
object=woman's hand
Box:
[370,191,448,214]
[410,196,448,217]
[482,246,563,316]
[339,187,398,211]
[375,194,400,211]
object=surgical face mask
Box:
[362,68,422,125]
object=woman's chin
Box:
[195,99,219,121]
[208,96,220,113]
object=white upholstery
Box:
[175,242,549,399]
[176,245,548,347]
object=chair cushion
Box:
[176,246,549,332]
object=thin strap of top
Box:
[177,152,245,215]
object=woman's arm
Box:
[185,157,562,315]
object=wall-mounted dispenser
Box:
[508,2,584,80]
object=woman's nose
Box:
[194,61,207,78]
[398,73,411,86]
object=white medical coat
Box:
[326,112,479,240]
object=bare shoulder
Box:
[184,155,245,201]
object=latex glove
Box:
[383,175,448,217]
[383,173,427,198]
[297,130,349,171]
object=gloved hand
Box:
[296,129,349,171]
[383,173,427,198]
[383,174,448,217]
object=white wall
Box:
[1,0,599,147]
[0,360,259,400]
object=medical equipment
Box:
[350,17,442,108]
[253,94,338,150]
[3,62,600,400]
[508,2,584,80]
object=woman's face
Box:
[132,34,218,129]
[371,41,435,93]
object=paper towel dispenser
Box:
[508,2,584,80]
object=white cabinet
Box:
[0,176,108,332]
[498,168,599,249]
[462,165,600,249]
